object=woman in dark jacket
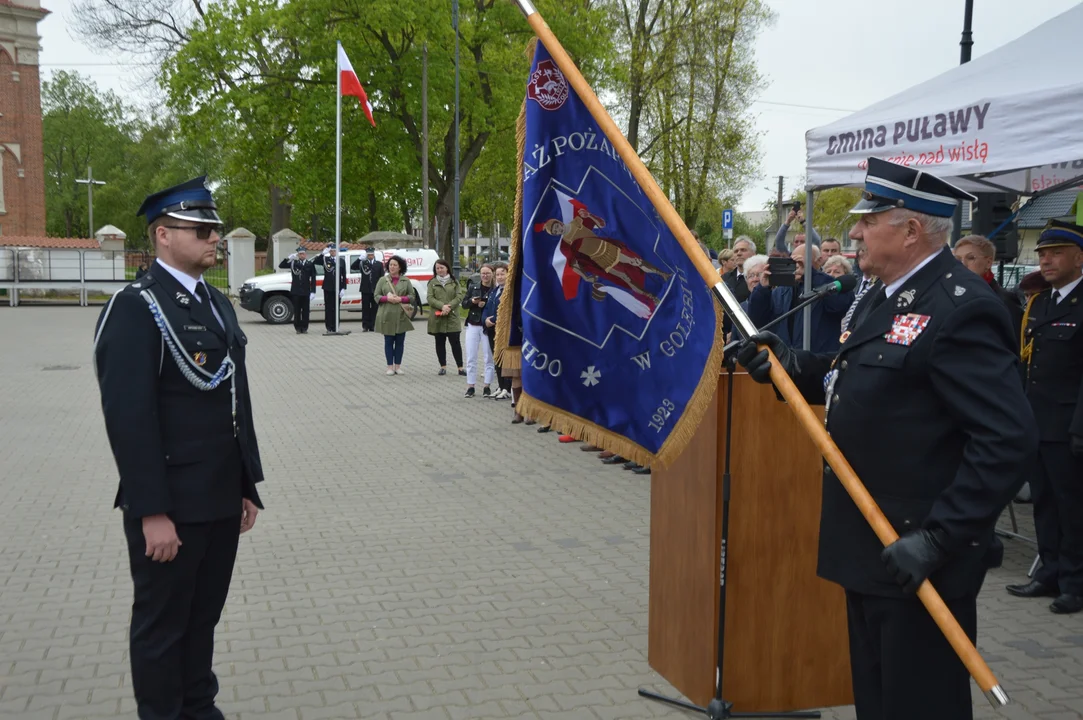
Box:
[461,264,495,398]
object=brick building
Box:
[0,0,47,237]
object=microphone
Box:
[798,273,857,300]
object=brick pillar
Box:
[225,228,256,293]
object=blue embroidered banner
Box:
[512,41,723,467]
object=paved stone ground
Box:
[0,305,1081,720]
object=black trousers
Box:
[361,292,377,330]
[434,331,463,368]
[124,514,241,720]
[292,293,310,332]
[1032,442,1083,595]
[488,332,512,392]
[323,290,338,332]
[845,589,977,720]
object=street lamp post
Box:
[75,165,106,238]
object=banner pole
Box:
[335,42,343,333]
[509,0,1008,708]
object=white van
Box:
[238,247,441,324]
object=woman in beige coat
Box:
[426,259,465,375]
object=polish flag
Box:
[338,44,375,128]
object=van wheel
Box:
[262,295,293,324]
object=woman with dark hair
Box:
[426,259,464,376]
[374,255,415,375]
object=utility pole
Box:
[951,0,974,245]
[421,43,431,249]
[776,174,784,230]
[75,165,106,238]
[452,0,462,273]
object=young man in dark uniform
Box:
[93,176,266,720]
[1006,219,1083,615]
[737,158,1036,720]
[320,242,347,333]
[359,246,384,332]
[279,245,316,333]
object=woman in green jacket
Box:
[426,259,465,376]
[374,255,415,375]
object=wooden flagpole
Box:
[509,0,1009,708]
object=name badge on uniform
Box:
[884,313,931,346]
[1051,322,1077,328]
[184,324,207,332]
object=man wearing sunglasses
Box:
[93,176,266,720]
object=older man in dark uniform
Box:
[1006,219,1083,615]
[320,242,347,333]
[279,245,316,334]
[93,177,265,720]
[737,158,1036,720]
[358,247,384,332]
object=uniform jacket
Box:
[481,283,505,333]
[722,267,751,303]
[461,279,492,326]
[374,274,416,335]
[94,262,265,523]
[320,255,347,294]
[359,258,385,294]
[990,278,1023,343]
[1022,280,1083,442]
[787,247,1036,599]
[747,269,853,353]
[427,276,463,334]
[279,257,316,296]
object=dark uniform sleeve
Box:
[789,350,835,406]
[278,258,291,269]
[924,296,1038,551]
[94,292,172,518]
[307,263,317,294]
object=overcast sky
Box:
[36,0,1083,213]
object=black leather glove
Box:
[1071,434,1083,458]
[735,331,796,384]
[881,529,949,594]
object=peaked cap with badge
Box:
[1035,218,1083,251]
[137,176,223,226]
[736,157,1038,718]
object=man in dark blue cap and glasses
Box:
[92,176,266,720]
[736,158,1036,720]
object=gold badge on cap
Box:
[193,352,208,367]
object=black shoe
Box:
[623,461,640,470]
[458,369,467,376]
[439,368,447,376]
[524,419,536,426]
[1006,580,1059,598]
[482,387,491,398]
[633,466,651,475]
[537,426,551,433]
[1051,594,1083,614]
[602,455,627,465]
[464,387,475,398]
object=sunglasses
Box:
[165,225,221,240]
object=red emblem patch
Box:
[884,313,931,346]
[527,60,570,111]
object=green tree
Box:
[792,187,862,245]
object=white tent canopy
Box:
[805,3,1083,195]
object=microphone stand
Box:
[722,287,842,354]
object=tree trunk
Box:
[270,183,292,235]
[368,189,379,232]
[401,199,414,237]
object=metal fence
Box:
[123,251,229,290]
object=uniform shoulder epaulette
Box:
[937,269,989,307]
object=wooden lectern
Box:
[648,371,853,712]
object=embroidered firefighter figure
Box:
[885,313,931,346]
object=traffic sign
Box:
[722,209,734,230]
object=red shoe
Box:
[558,435,577,443]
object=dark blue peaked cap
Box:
[1037,219,1083,251]
[137,176,222,225]
[850,158,976,218]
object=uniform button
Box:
[877,354,883,361]
[832,393,840,404]
[840,360,848,370]
[903,519,912,527]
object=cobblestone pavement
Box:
[1,305,1081,720]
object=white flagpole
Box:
[334,41,343,333]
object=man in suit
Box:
[93,177,265,720]
[953,234,1023,340]
[320,243,347,333]
[722,235,756,302]
[1006,220,1083,615]
[358,247,384,332]
[737,158,1036,720]
[279,245,316,334]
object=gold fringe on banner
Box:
[518,306,725,470]
[493,38,535,371]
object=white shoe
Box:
[386,369,395,376]
[395,368,404,375]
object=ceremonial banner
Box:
[507,41,724,468]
